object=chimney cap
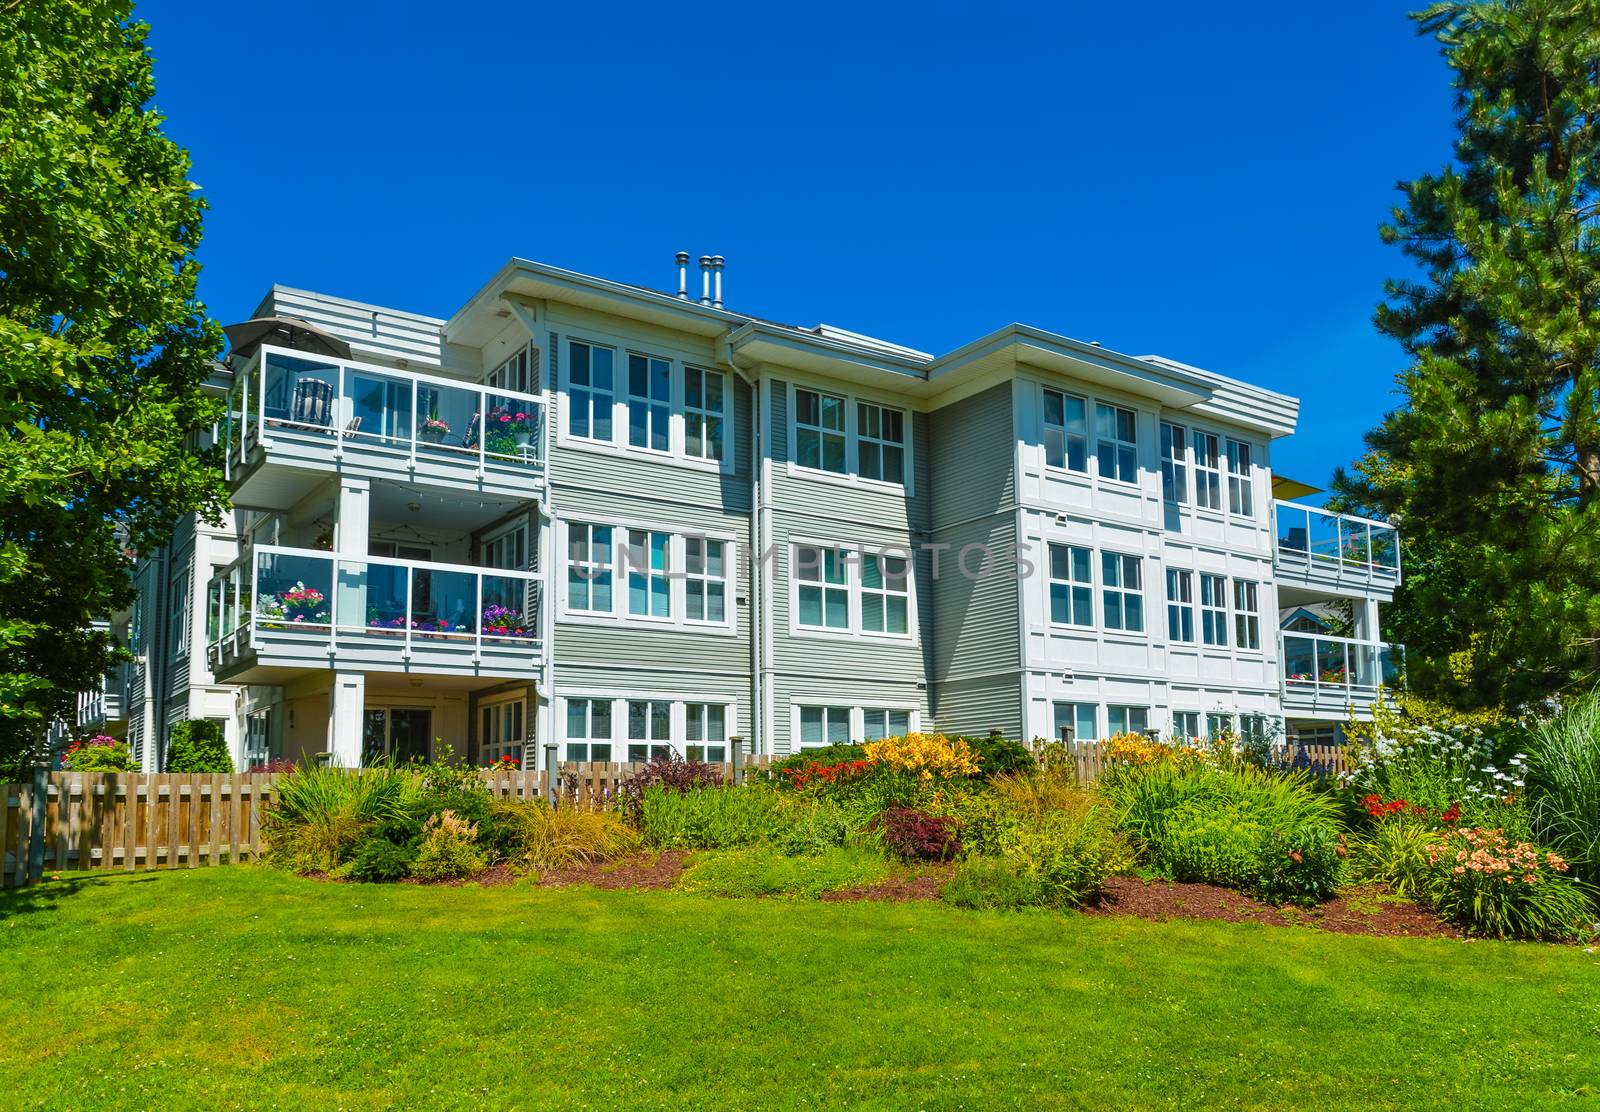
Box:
[710,255,725,267]
[675,251,689,264]
[699,255,713,266]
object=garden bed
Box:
[1085,877,1461,938]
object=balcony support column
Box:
[1353,598,1380,642]
[335,477,370,556]
[328,671,366,768]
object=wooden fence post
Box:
[27,763,46,885]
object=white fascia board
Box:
[1138,354,1300,438]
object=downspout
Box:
[721,332,763,757]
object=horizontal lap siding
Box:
[262,287,446,368]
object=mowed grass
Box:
[2,868,1597,1110]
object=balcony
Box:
[1280,631,1404,718]
[1273,500,1401,600]
[206,545,544,683]
[77,665,129,731]
[223,345,547,511]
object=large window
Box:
[170,569,191,658]
[1052,701,1097,742]
[1095,403,1138,484]
[685,703,728,762]
[684,537,726,623]
[567,523,613,613]
[1200,572,1229,646]
[1194,431,1222,511]
[1233,578,1261,650]
[627,354,671,451]
[1043,389,1088,472]
[1226,439,1254,516]
[481,697,526,767]
[1171,710,1201,741]
[626,529,671,619]
[857,402,906,484]
[795,388,847,473]
[1160,423,1188,504]
[685,366,725,461]
[564,698,613,762]
[1165,568,1195,643]
[483,523,528,572]
[627,699,673,762]
[795,545,850,630]
[1107,705,1149,736]
[1048,543,1094,626]
[1101,552,1144,632]
[568,341,614,441]
[798,705,852,748]
[862,708,912,740]
[860,552,910,634]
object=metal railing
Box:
[1280,631,1404,698]
[222,345,546,480]
[1273,500,1400,581]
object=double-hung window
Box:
[627,699,673,761]
[627,354,671,451]
[1194,431,1222,510]
[684,537,727,623]
[795,545,850,629]
[1043,389,1088,472]
[861,552,910,634]
[1233,579,1261,650]
[1199,573,1229,646]
[685,703,728,762]
[1048,543,1094,626]
[798,705,852,748]
[564,698,613,762]
[862,708,912,740]
[857,403,906,484]
[568,341,614,441]
[1052,701,1098,742]
[1171,710,1201,741]
[684,366,725,461]
[1206,713,1234,741]
[1101,552,1144,632]
[1226,439,1254,516]
[1095,403,1138,484]
[1165,568,1195,643]
[1107,706,1149,736]
[171,570,191,658]
[567,523,613,613]
[626,529,671,619]
[1160,423,1188,504]
[795,389,846,473]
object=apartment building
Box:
[92,255,1402,771]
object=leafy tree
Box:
[0,2,226,774]
[166,720,232,774]
[1334,0,1600,709]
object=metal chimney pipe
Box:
[699,256,713,305]
[711,255,725,309]
[675,251,689,300]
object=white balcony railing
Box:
[1280,631,1404,702]
[222,344,546,483]
[1273,500,1400,585]
[206,544,543,673]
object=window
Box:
[684,537,726,623]
[1240,714,1271,744]
[487,346,532,393]
[685,703,728,762]
[626,530,671,618]
[862,708,912,740]
[1233,578,1261,650]
[1048,543,1094,626]
[798,705,852,748]
[795,388,846,473]
[1206,713,1234,741]
[1200,573,1229,646]
[1226,439,1254,516]
[1165,568,1195,643]
[482,524,527,572]
[1043,389,1088,472]
[685,366,725,461]
[1172,710,1201,741]
[567,523,613,613]
[1107,706,1149,736]
[795,545,849,629]
[568,341,614,440]
[627,699,673,762]
[1101,552,1144,632]
[857,402,906,483]
[1160,423,1188,504]
[565,698,613,762]
[627,353,671,451]
[1194,431,1222,510]
[480,698,526,766]
[171,570,191,658]
[860,552,910,634]
[1052,702,1098,742]
[1095,403,1138,484]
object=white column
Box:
[334,477,370,555]
[1354,598,1381,642]
[329,672,366,767]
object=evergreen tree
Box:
[0,2,227,773]
[1335,0,1600,708]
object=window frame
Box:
[684,702,730,762]
[789,541,916,643]
[1233,577,1261,650]
[860,707,914,741]
[1160,422,1188,504]
[479,693,528,767]
[566,339,616,444]
[562,696,615,763]
[1193,430,1223,512]
[859,551,911,636]
[856,401,907,486]
[1199,572,1229,647]
[683,535,728,626]
[1100,551,1145,633]
[1094,402,1139,486]
[1106,705,1150,737]
[1042,386,1090,474]
[626,698,675,762]
[1051,701,1099,742]
[625,352,673,454]
[683,365,726,463]
[793,386,848,475]
[785,381,917,494]
[1165,567,1195,644]
[796,704,854,749]
[565,521,614,615]
[559,517,736,632]
[1171,710,1201,741]
[1226,438,1255,517]
[625,528,673,621]
[1047,542,1094,627]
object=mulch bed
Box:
[820,864,957,903]
[534,851,687,890]
[1083,877,1461,939]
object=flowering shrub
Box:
[1103,731,1206,768]
[61,734,137,772]
[862,733,980,780]
[1256,824,1346,906]
[483,754,520,774]
[1425,827,1594,939]
[616,755,724,823]
[411,810,488,880]
[781,759,873,791]
[1360,793,1461,826]
[881,807,961,861]
[481,604,532,638]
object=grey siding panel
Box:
[928,514,1021,681]
[770,379,787,461]
[935,675,1022,740]
[263,287,445,367]
[929,383,1015,527]
[768,673,932,756]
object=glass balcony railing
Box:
[222,345,546,481]
[1281,632,1404,698]
[1273,500,1400,582]
[207,545,543,668]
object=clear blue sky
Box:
[139,0,1453,491]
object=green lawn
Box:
[2,869,1596,1110]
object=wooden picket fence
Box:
[1033,739,1351,784]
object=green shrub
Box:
[492,799,641,871]
[263,764,415,873]
[771,798,853,856]
[166,720,233,773]
[1428,826,1595,940]
[1003,805,1132,907]
[766,744,868,777]
[677,846,889,899]
[60,734,137,772]
[943,788,1022,857]
[411,810,488,880]
[958,735,1036,779]
[1348,819,1445,898]
[1140,801,1263,890]
[1255,823,1345,906]
[349,837,417,882]
[641,784,783,849]
[1525,690,1600,885]
[941,857,1040,910]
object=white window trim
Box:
[1232,576,1263,653]
[787,538,918,644]
[479,691,530,765]
[790,702,922,751]
[1191,427,1226,517]
[682,535,731,628]
[1226,437,1257,519]
[784,379,916,496]
[1099,550,1147,637]
[556,515,738,635]
[1160,421,1189,505]
[624,350,675,457]
[563,337,618,447]
[556,691,740,760]
[1040,385,1090,476]
[1093,402,1141,489]
[683,364,729,465]
[1046,541,1095,628]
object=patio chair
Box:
[287,378,334,430]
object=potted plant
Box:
[418,411,450,444]
[481,604,531,640]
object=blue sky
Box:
[139,0,1453,491]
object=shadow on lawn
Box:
[0,872,158,918]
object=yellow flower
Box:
[863,732,981,778]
